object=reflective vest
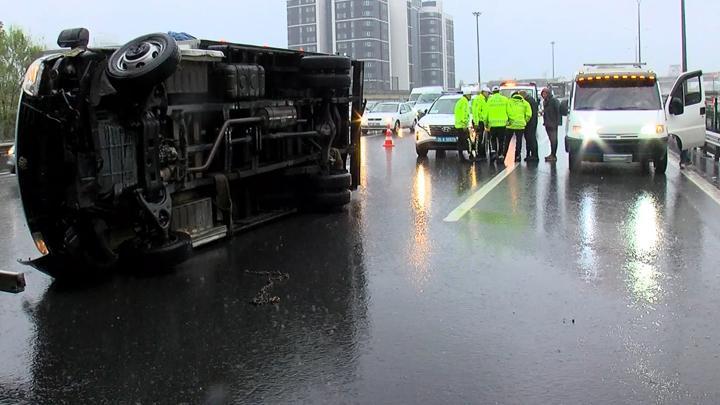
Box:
[454,96,470,129]
[507,94,532,130]
[471,94,486,126]
[484,93,509,128]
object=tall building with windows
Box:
[418,0,454,89]
[287,0,333,53]
[286,0,454,91]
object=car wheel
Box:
[393,121,401,134]
[9,165,15,174]
[654,148,668,174]
[107,33,180,89]
[416,146,428,158]
[568,149,581,172]
[411,120,417,132]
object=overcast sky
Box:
[4,0,719,83]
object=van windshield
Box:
[417,93,442,104]
[428,98,457,114]
[574,80,661,111]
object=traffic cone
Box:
[383,124,394,148]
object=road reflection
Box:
[623,192,664,304]
[578,188,599,282]
[26,213,369,403]
[408,162,433,291]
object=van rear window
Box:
[574,80,661,111]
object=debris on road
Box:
[244,270,290,305]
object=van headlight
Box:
[22,58,47,96]
[572,124,600,139]
[640,124,665,137]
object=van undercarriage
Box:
[16,30,365,279]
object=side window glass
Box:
[684,76,702,106]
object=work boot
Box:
[545,155,557,162]
[527,155,539,162]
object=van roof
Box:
[579,63,655,76]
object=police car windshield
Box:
[428,98,457,114]
[372,103,399,113]
[574,80,661,110]
[417,93,442,103]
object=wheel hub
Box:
[115,40,164,72]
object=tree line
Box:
[0,24,44,142]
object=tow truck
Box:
[15,28,365,279]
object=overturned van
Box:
[15,29,365,279]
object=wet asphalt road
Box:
[3,128,720,404]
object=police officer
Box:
[472,87,490,159]
[506,91,532,162]
[454,89,472,161]
[520,90,539,162]
[484,86,509,163]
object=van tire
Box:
[107,33,180,89]
[654,148,668,174]
[568,150,581,172]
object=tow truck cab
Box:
[564,63,706,173]
[15,28,365,279]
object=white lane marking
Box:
[444,163,519,222]
[669,153,720,206]
[444,138,519,222]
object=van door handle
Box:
[700,107,706,115]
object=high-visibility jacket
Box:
[454,96,470,129]
[507,94,532,130]
[484,93,509,128]
[471,94,486,126]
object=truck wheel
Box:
[300,55,351,73]
[654,148,668,174]
[301,73,351,89]
[568,150,581,172]
[107,33,180,89]
[119,231,192,272]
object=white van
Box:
[564,64,706,173]
[409,86,444,117]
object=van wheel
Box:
[119,231,193,273]
[107,33,180,89]
[568,150,581,172]
[640,157,651,174]
[654,148,668,174]
[416,146,428,158]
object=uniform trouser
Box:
[456,128,469,159]
[523,123,538,158]
[473,122,486,156]
[489,127,505,157]
[545,126,558,156]
[507,128,524,158]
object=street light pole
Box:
[551,41,555,79]
[472,12,482,86]
[636,0,642,64]
[681,0,687,72]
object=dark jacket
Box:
[543,95,561,128]
[525,95,539,130]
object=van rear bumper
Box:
[566,136,668,161]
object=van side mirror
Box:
[57,28,89,49]
[669,97,684,115]
[560,100,569,116]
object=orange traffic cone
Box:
[383,124,394,148]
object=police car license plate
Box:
[437,136,457,143]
